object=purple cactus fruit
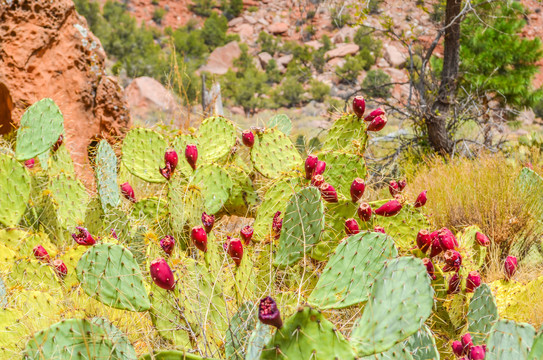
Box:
[150,258,175,291]
[24,158,35,169]
[469,345,485,360]
[422,258,436,280]
[304,155,318,180]
[504,255,518,279]
[242,130,255,147]
[429,231,443,258]
[272,211,283,240]
[160,235,175,255]
[448,273,462,294]
[451,340,464,357]
[159,166,172,180]
[311,174,325,187]
[353,96,366,118]
[164,149,178,172]
[475,232,490,247]
[240,225,254,245]
[33,245,50,263]
[314,160,326,177]
[52,134,63,152]
[319,182,338,203]
[201,212,215,233]
[465,271,482,293]
[258,296,283,329]
[461,333,473,353]
[389,180,400,196]
[350,178,365,203]
[72,227,96,246]
[191,226,208,253]
[185,144,198,171]
[414,190,427,208]
[398,179,407,191]
[228,238,243,266]
[52,259,67,279]
[375,199,402,217]
[438,227,458,250]
[120,182,136,202]
[416,229,432,253]
[345,218,360,236]
[367,115,387,132]
[443,250,462,272]
[374,226,386,234]
[364,108,385,122]
[357,202,372,222]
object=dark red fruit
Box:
[240,226,254,245]
[414,190,427,208]
[150,258,175,291]
[398,179,407,191]
[350,178,365,203]
[314,160,326,176]
[185,144,198,170]
[389,180,400,196]
[228,238,243,266]
[422,258,436,280]
[52,259,67,279]
[504,255,518,279]
[160,235,175,255]
[374,226,386,234]
[319,182,338,203]
[242,130,255,147]
[345,218,360,235]
[367,115,387,132]
[364,108,385,122]
[120,182,136,202]
[443,250,462,272]
[304,155,318,180]
[374,199,402,217]
[164,149,178,172]
[258,296,283,328]
[353,96,366,118]
[52,135,63,152]
[416,229,432,253]
[191,226,208,253]
[201,212,215,233]
[357,202,372,222]
[71,227,96,246]
[451,340,464,357]
[475,232,490,247]
[272,211,282,240]
[311,174,324,187]
[33,245,50,263]
[448,273,462,294]
[465,271,481,293]
[24,158,35,169]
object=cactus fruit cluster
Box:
[0,96,541,360]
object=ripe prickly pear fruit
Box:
[504,255,518,279]
[228,238,243,266]
[367,115,387,132]
[375,199,402,217]
[364,108,385,122]
[475,232,490,247]
[150,258,175,291]
[185,144,198,170]
[52,134,63,152]
[314,160,326,176]
[160,235,175,255]
[191,226,208,253]
[258,296,283,329]
[24,158,35,169]
[110,229,118,239]
[52,259,67,279]
[357,202,372,222]
[319,182,338,203]
[398,179,407,191]
[164,149,178,171]
[305,155,318,180]
[159,166,172,180]
[311,174,324,187]
[240,225,254,245]
[33,245,50,263]
[374,226,386,234]
[345,218,360,235]
[416,229,432,253]
[461,333,473,353]
[120,182,136,202]
[414,190,427,208]
[201,212,215,233]
[429,231,443,258]
[242,130,255,147]
[389,180,400,196]
[350,178,365,203]
[272,211,282,240]
[72,227,96,246]
[465,271,481,293]
[451,341,464,357]
[422,258,436,280]
[438,227,458,250]
[469,345,485,360]
[353,96,366,118]
[443,250,462,272]
[448,273,462,294]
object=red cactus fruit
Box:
[272,211,283,240]
[364,108,385,122]
[258,296,283,329]
[398,179,407,191]
[414,190,427,208]
[319,182,338,203]
[185,144,198,170]
[375,199,402,217]
[72,227,96,246]
[120,182,136,202]
[150,258,175,291]
[314,160,326,177]
[164,149,178,172]
[469,345,485,360]
[475,232,490,247]
[353,96,366,118]
[191,226,208,253]
[311,174,324,187]
[429,231,443,257]
[367,115,387,132]
[465,271,482,293]
[438,227,458,250]
[110,229,118,239]
[160,235,175,255]
[345,218,360,235]
[159,166,172,180]
[504,255,518,279]
[240,226,254,245]
[448,273,462,294]
[242,130,255,147]
[389,180,400,196]
[52,259,67,279]
[33,245,50,263]
[374,226,386,234]
[201,212,215,233]
[451,340,464,357]
[443,250,463,272]
[52,134,63,152]
[357,202,372,222]
[24,158,35,169]
[304,155,318,180]
[422,258,436,280]
[461,333,473,353]
[350,178,365,203]
[228,238,243,266]
[416,229,432,253]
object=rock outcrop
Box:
[125,76,180,125]
[198,41,241,75]
[0,0,131,184]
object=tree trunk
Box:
[427,0,462,154]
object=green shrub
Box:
[202,12,229,48]
[282,41,312,63]
[272,75,305,107]
[368,0,382,14]
[265,59,282,84]
[335,55,365,84]
[312,49,326,73]
[151,0,159,5]
[362,69,392,99]
[152,7,166,24]
[285,60,312,83]
[309,79,330,102]
[353,27,382,69]
[258,31,281,55]
[190,0,215,17]
[534,98,543,119]
[330,6,351,28]
[221,0,243,19]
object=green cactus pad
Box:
[0,153,31,226]
[139,350,219,360]
[76,244,151,312]
[37,151,49,170]
[9,259,62,292]
[268,114,292,135]
[24,318,114,359]
[223,165,259,215]
[361,343,414,360]
[274,187,324,268]
[61,245,88,288]
[260,306,355,360]
[351,257,434,356]
[169,182,205,232]
[13,290,60,329]
[486,319,536,360]
[467,283,498,345]
[197,116,237,162]
[190,164,233,214]
[91,317,137,360]
[308,231,398,309]
[245,323,273,360]
[321,113,368,154]
[46,173,88,230]
[47,144,75,177]
[0,244,17,274]
[172,134,198,176]
[0,309,28,358]
[251,129,302,178]
[225,302,257,360]
[457,225,487,276]
[318,151,367,198]
[405,325,440,360]
[122,128,168,183]
[96,140,121,211]
[529,326,543,360]
[15,98,64,161]
[0,229,56,258]
[0,276,6,306]
[132,197,169,223]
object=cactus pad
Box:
[223,165,259,215]
[9,259,62,292]
[361,343,414,359]
[529,326,543,360]
[318,151,367,198]
[96,140,121,211]
[405,325,440,360]
[485,319,535,360]
[251,129,302,178]
[172,134,199,176]
[321,113,368,154]
[0,153,31,226]
[122,128,168,183]
[47,144,75,177]
[169,182,205,232]
[132,197,169,223]
[197,116,237,162]
[91,317,137,360]
[268,114,292,135]
[0,276,6,307]
[0,309,28,358]
[46,173,88,230]
[190,164,233,214]
[245,323,273,360]
[225,302,257,360]
[467,283,498,345]
[15,98,64,161]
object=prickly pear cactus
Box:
[90,317,137,360]
[46,172,88,231]
[197,116,237,162]
[47,144,75,177]
[251,128,302,178]
[223,165,259,215]
[15,98,64,161]
[225,302,257,360]
[168,181,205,232]
[529,326,543,360]
[0,276,6,307]
[132,197,169,225]
[190,164,233,214]
[405,325,440,360]
[317,151,367,199]
[122,128,167,183]
[172,133,198,176]
[361,342,414,360]
[308,231,398,309]
[9,259,62,292]
[485,319,536,360]
[0,153,31,226]
[245,323,273,360]
[96,140,121,211]
[268,114,292,135]
[467,283,498,345]
[0,308,28,357]
[321,113,368,154]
